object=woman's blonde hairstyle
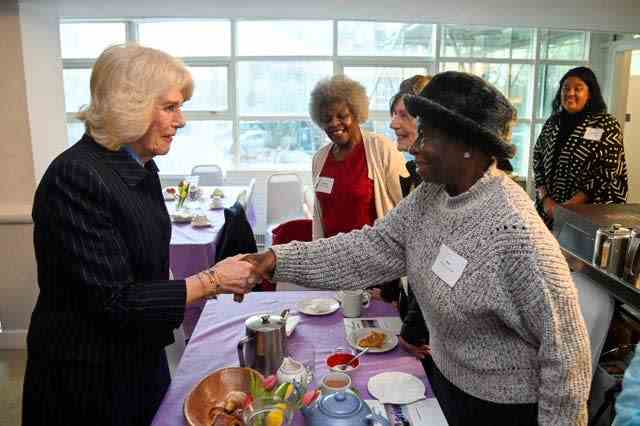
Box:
[77,43,194,150]
[309,75,369,126]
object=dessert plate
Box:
[368,371,426,404]
[347,328,398,353]
[296,298,340,316]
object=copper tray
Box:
[184,367,264,426]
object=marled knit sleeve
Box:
[271,191,414,289]
[499,229,591,426]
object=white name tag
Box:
[431,244,468,288]
[315,176,334,194]
[584,127,604,141]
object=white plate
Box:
[191,222,211,228]
[296,298,340,316]
[347,328,398,353]
[171,213,192,223]
[368,372,426,404]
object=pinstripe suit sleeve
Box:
[45,158,186,330]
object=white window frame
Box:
[60,18,593,188]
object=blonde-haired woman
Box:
[24,44,257,425]
[309,75,408,240]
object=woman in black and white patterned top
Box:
[533,66,628,228]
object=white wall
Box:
[0,0,38,348]
[22,0,640,34]
[625,72,640,202]
[20,2,68,183]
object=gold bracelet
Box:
[202,269,219,300]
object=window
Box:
[441,25,535,59]
[138,21,231,57]
[237,61,333,115]
[343,66,431,112]
[236,21,332,56]
[338,22,435,57]
[60,19,596,185]
[60,22,126,59]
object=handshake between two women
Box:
[186,251,278,303]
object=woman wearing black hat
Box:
[533,66,628,228]
[245,71,591,425]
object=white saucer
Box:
[171,213,192,223]
[296,298,340,316]
[191,221,211,228]
[368,371,426,404]
[347,328,398,353]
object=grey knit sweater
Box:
[272,166,591,425]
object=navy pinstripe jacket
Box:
[29,134,186,364]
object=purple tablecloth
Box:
[153,291,435,426]
[168,186,248,337]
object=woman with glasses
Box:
[533,66,628,228]
[246,71,591,425]
[308,75,408,240]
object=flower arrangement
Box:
[176,179,190,209]
[245,372,320,426]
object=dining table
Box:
[167,185,249,338]
[152,290,448,426]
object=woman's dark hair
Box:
[551,66,607,114]
[389,75,432,114]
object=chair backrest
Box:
[571,271,615,377]
[215,201,257,263]
[245,178,257,229]
[272,219,312,245]
[266,173,305,226]
[191,164,224,186]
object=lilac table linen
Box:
[168,186,248,338]
[152,291,433,426]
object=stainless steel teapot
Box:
[237,309,289,376]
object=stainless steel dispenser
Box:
[593,224,632,277]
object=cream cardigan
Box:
[311,130,409,239]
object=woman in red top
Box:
[309,75,407,239]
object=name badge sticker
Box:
[431,244,468,288]
[316,177,334,194]
[584,127,604,141]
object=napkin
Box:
[286,315,300,336]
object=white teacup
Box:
[320,371,351,394]
[340,290,371,318]
[210,195,224,209]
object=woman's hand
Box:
[211,254,260,295]
[398,336,431,360]
[241,250,277,280]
